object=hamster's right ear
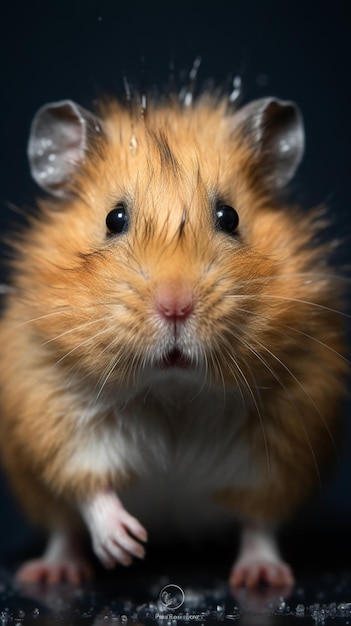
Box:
[230,98,305,189]
[27,100,104,198]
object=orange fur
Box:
[0,94,348,535]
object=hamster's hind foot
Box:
[15,529,93,585]
[230,559,294,588]
[229,523,295,588]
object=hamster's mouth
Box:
[159,348,192,369]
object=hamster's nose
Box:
[155,282,195,321]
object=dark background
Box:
[0,0,350,568]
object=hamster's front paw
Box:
[80,490,148,569]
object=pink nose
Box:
[155,282,194,321]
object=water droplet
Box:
[338,603,351,617]
[129,134,137,153]
[40,138,53,149]
[189,56,202,81]
[327,602,337,618]
[0,612,9,625]
[184,91,193,107]
[296,603,305,616]
[229,76,241,102]
[33,608,40,618]
[279,139,291,153]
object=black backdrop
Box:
[0,0,350,564]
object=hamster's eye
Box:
[215,205,239,234]
[106,204,128,234]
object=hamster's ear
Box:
[232,98,304,188]
[28,100,103,198]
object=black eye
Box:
[215,204,239,234]
[106,204,128,234]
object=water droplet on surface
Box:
[296,603,305,616]
[33,608,40,618]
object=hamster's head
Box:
[15,93,341,393]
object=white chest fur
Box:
[68,369,265,535]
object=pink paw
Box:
[230,559,295,588]
[16,557,93,585]
[91,508,147,569]
[80,491,148,570]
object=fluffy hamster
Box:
[0,86,348,587]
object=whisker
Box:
[198,347,218,397]
[231,271,351,284]
[238,334,324,486]
[225,301,350,366]
[283,325,351,366]
[39,318,105,349]
[7,301,123,331]
[253,336,340,471]
[221,343,271,480]
[225,293,351,319]
[209,336,248,407]
[93,349,124,405]
[43,325,114,374]
[8,307,77,329]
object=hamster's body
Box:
[0,91,347,586]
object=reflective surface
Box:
[1,534,350,625]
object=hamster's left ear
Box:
[28,100,104,198]
[231,97,305,188]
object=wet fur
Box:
[0,95,348,539]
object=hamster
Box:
[0,86,348,587]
